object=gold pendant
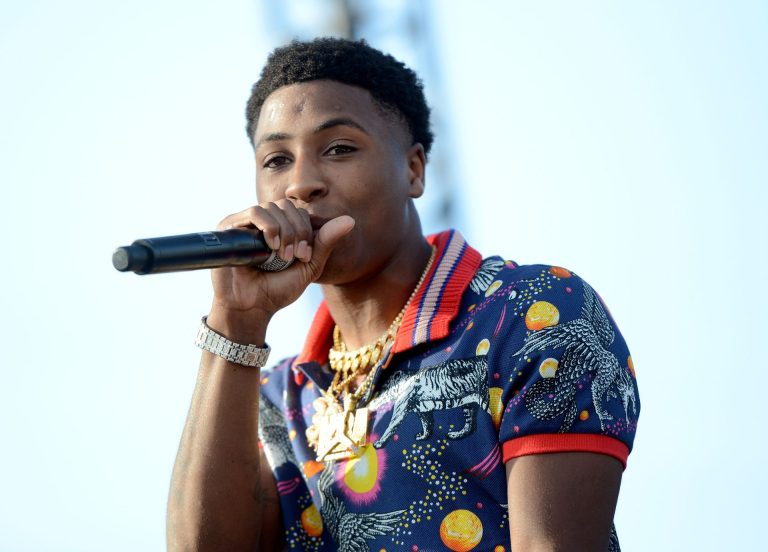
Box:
[306,394,340,451]
[315,403,369,462]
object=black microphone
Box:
[112,229,288,275]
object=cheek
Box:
[347,157,406,197]
[255,177,281,203]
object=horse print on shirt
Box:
[374,357,489,448]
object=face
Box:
[253,80,426,284]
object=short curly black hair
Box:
[245,37,433,156]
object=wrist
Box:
[195,317,271,368]
[206,304,273,345]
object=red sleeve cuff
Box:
[502,434,630,469]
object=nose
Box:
[284,156,328,204]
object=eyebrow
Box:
[255,117,369,148]
[255,132,291,148]
[313,117,369,135]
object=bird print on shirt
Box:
[317,464,404,551]
[469,257,506,295]
[514,281,637,432]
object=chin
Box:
[316,253,371,287]
[314,260,348,286]
[315,236,359,285]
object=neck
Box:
[321,236,433,350]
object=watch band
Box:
[194,316,271,367]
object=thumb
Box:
[309,215,355,274]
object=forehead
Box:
[254,80,405,143]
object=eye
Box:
[263,154,291,169]
[325,143,357,156]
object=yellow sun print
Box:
[489,387,504,428]
[440,509,483,551]
[300,504,323,537]
[343,444,379,494]
[525,301,560,331]
[538,358,559,378]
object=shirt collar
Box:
[294,229,482,367]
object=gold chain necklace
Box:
[307,245,437,461]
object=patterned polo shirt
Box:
[258,229,639,551]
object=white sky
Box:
[1,1,766,550]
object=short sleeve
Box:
[495,266,639,468]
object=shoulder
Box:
[469,256,593,311]
[479,262,639,459]
[463,258,627,355]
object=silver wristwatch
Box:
[194,317,271,367]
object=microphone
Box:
[112,229,291,275]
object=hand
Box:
[208,199,354,338]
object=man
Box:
[167,38,639,551]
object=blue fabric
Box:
[258,256,639,551]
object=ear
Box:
[406,143,426,198]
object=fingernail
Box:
[283,243,294,260]
[272,235,280,250]
[297,240,308,260]
[225,224,233,230]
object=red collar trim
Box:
[295,301,335,367]
[294,230,482,366]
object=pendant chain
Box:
[306,244,438,459]
[328,244,437,396]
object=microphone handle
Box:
[112,229,273,275]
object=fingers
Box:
[269,201,313,262]
[217,201,313,263]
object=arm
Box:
[505,452,622,551]
[166,203,354,551]
[166,324,283,551]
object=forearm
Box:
[167,314,277,552]
[165,203,350,550]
